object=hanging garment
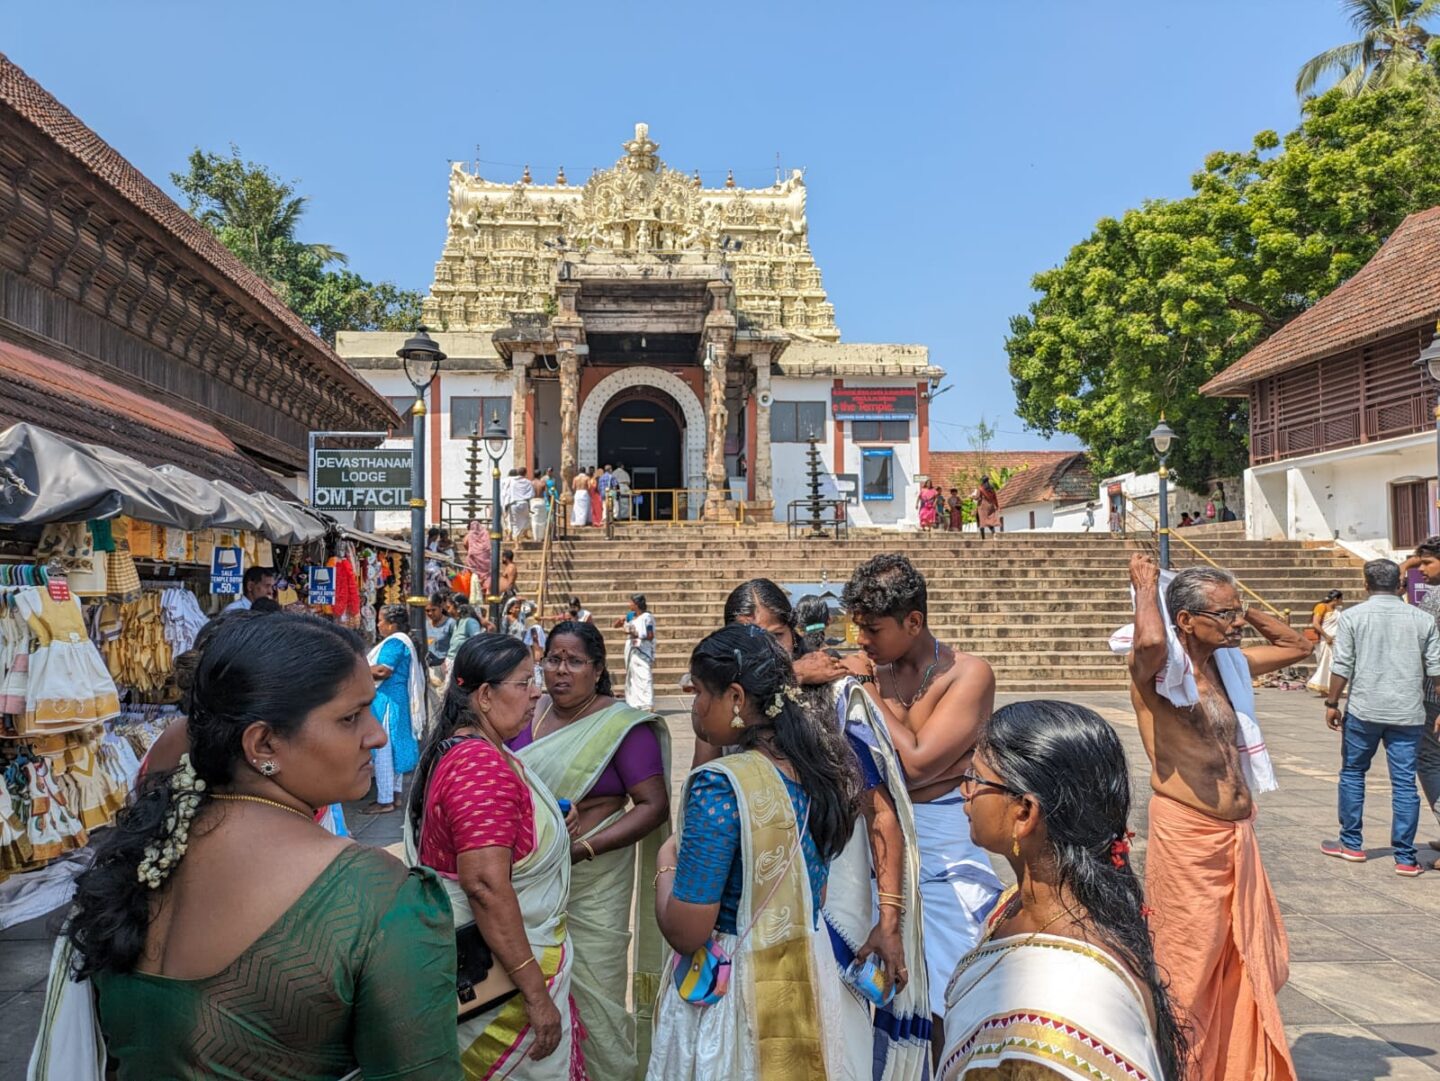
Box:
[15,589,120,733]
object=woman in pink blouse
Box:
[408,633,586,1080]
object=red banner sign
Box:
[831,386,917,420]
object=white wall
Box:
[768,376,920,528]
[998,501,1095,533]
[1244,431,1438,557]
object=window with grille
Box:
[772,401,827,443]
[851,419,910,442]
[450,396,512,440]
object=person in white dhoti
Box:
[499,469,516,540]
[616,593,655,710]
[841,554,1003,1049]
[570,469,591,528]
[509,468,534,541]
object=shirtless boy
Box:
[1127,553,1308,1081]
[842,554,1003,1031]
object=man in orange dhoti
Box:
[1125,555,1312,1081]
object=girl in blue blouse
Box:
[650,623,862,1078]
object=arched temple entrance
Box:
[579,366,707,519]
[598,390,684,519]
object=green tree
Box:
[171,147,422,344]
[1007,75,1440,484]
[1296,0,1439,99]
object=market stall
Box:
[0,422,332,920]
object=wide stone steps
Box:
[513,531,1359,692]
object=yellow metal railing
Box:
[604,488,749,528]
[1126,501,1290,621]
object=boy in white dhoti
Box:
[841,554,1003,1052]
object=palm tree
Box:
[1296,0,1440,99]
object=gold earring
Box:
[1011,835,1020,858]
[730,704,746,730]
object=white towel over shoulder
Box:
[1109,570,1278,795]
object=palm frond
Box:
[1296,39,1368,96]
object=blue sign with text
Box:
[308,565,337,606]
[211,547,244,595]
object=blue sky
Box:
[10,1,1347,450]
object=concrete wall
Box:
[998,500,1095,533]
[1244,430,1438,557]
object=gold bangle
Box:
[876,891,905,901]
[877,899,906,913]
[505,955,538,977]
[579,839,597,861]
[654,864,678,887]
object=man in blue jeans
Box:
[1324,558,1440,876]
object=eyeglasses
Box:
[1187,605,1248,624]
[541,656,594,672]
[489,679,534,688]
[957,769,1025,800]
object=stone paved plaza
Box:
[3,688,1439,1079]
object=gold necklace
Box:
[962,896,1071,988]
[533,691,599,740]
[212,793,314,822]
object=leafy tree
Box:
[172,147,421,344]
[1007,75,1440,485]
[1296,0,1439,99]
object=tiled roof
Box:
[928,450,1094,509]
[1203,205,1440,396]
[0,338,296,499]
[0,52,396,424]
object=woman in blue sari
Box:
[365,604,424,814]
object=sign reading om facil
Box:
[311,449,413,510]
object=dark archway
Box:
[598,391,684,520]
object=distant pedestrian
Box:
[500,469,517,539]
[570,467,592,528]
[587,466,603,526]
[597,463,616,524]
[1178,512,1194,528]
[974,477,1000,538]
[948,487,965,531]
[510,467,535,541]
[1322,559,1440,876]
[1304,589,1344,696]
[613,463,632,521]
[614,594,655,709]
[1083,501,1096,532]
[917,478,941,530]
[365,604,424,814]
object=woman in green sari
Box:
[510,619,672,1080]
[60,613,459,1081]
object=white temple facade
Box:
[338,124,941,529]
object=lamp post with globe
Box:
[396,327,446,653]
[482,412,511,629]
[1149,417,1177,570]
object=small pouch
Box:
[672,939,732,1005]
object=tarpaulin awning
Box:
[0,423,326,544]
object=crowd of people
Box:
[491,463,637,541]
[35,543,1354,1081]
[914,477,1001,535]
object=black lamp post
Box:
[1149,416,1177,570]
[483,411,511,629]
[397,327,446,657]
[1415,322,1440,536]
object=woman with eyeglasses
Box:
[509,619,670,1080]
[408,633,586,1079]
[650,622,862,1080]
[939,700,1184,1081]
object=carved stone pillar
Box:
[752,349,773,505]
[510,351,532,471]
[559,348,580,485]
[704,340,730,511]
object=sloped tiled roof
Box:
[0,339,295,498]
[928,450,1094,509]
[0,52,396,425]
[1203,206,1440,396]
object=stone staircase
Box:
[513,524,1364,694]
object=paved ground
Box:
[3,688,1439,1079]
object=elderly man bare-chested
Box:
[1127,553,1310,1081]
[842,554,1003,1041]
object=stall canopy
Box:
[0,423,326,544]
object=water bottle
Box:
[843,956,895,1007]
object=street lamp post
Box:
[1149,416,1177,570]
[397,327,447,661]
[483,412,511,630]
[1415,322,1440,537]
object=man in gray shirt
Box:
[1324,558,1440,876]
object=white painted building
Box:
[1202,206,1440,560]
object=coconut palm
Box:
[1296,0,1440,99]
